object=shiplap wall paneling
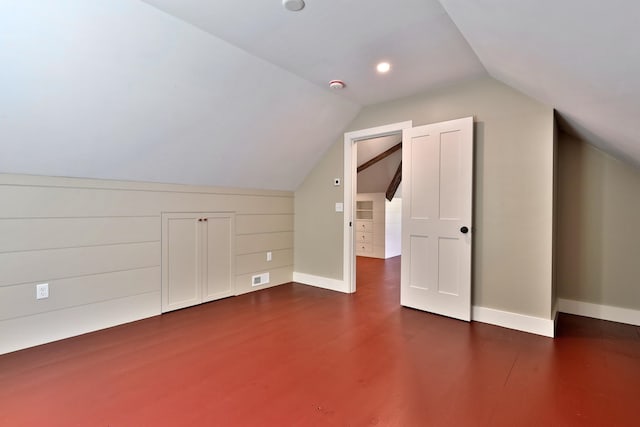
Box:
[0,174,293,355]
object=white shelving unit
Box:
[355,193,401,259]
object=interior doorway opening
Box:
[354,135,403,292]
[343,121,412,294]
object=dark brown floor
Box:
[1,256,640,426]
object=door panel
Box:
[162,214,200,312]
[410,134,439,220]
[437,237,460,296]
[401,117,473,321]
[439,131,463,220]
[409,236,430,290]
[202,214,235,302]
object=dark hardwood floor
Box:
[1,256,639,426]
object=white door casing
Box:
[401,117,473,321]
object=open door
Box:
[400,117,473,321]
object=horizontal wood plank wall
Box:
[0,174,294,355]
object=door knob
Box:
[460,226,469,234]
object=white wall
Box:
[0,174,293,355]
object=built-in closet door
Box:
[162,212,235,313]
[162,213,201,312]
[202,213,235,302]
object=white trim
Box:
[0,173,292,197]
[472,306,555,338]
[558,298,640,326]
[343,121,412,294]
[293,272,348,293]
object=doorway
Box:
[343,121,412,293]
[344,118,474,322]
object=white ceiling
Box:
[0,0,359,190]
[1,0,638,190]
[142,0,487,106]
[357,134,402,195]
[357,135,401,167]
[439,0,640,166]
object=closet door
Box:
[201,213,235,302]
[162,213,201,312]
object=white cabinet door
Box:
[202,214,234,302]
[162,212,235,313]
[401,117,473,321]
[162,213,201,312]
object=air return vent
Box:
[252,273,270,287]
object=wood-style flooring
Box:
[1,256,640,426]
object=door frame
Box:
[343,121,413,293]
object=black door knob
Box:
[460,226,469,234]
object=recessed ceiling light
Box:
[377,62,391,73]
[283,0,305,12]
[329,80,346,89]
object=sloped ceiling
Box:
[357,135,402,194]
[439,0,640,166]
[0,0,360,190]
[1,0,638,190]
[142,0,486,106]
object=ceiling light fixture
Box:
[329,80,346,89]
[376,62,391,73]
[283,0,305,12]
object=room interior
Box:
[1,0,640,424]
[354,134,402,261]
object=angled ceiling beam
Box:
[386,161,402,201]
[357,142,402,173]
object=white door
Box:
[202,213,235,302]
[162,213,201,312]
[401,117,473,321]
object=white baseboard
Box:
[292,272,349,293]
[472,306,555,338]
[558,298,640,326]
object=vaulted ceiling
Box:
[1,1,638,190]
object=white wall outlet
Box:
[251,273,270,287]
[334,178,341,186]
[36,283,49,300]
[335,202,344,212]
[266,251,272,261]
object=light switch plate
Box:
[335,202,344,212]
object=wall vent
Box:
[252,272,270,287]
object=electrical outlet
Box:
[36,283,49,300]
[266,251,272,261]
